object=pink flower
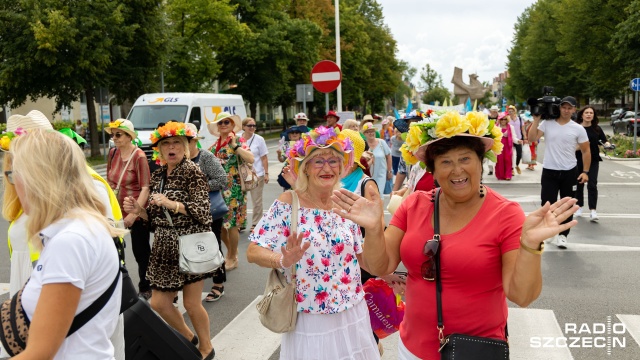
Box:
[258,228,265,235]
[296,293,305,303]
[321,257,330,267]
[306,258,314,266]
[300,217,307,225]
[340,273,351,284]
[314,291,329,304]
[322,274,330,282]
[333,243,345,255]
[345,253,353,262]
[283,227,290,237]
[355,284,362,293]
[314,215,322,224]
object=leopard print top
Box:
[149,158,212,232]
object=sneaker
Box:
[556,235,567,249]
[488,171,493,176]
[590,210,599,222]
[516,166,521,174]
[575,208,582,217]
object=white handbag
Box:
[159,174,223,275]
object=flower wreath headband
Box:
[0,128,27,151]
[150,122,197,165]
[400,111,504,169]
[286,126,354,181]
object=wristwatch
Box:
[520,238,544,255]
[582,170,589,175]
[233,144,240,151]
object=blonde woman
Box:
[241,117,269,232]
[247,126,380,360]
[124,122,215,360]
[7,129,126,360]
[342,119,360,131]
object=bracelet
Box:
[233,144,240,151]
[520,238,544,255]
[173,202,180,214]
[279,254,286,269]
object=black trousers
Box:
[576,158,600,210]
[541,167,577,237]
[130,219,151,292]
[513,143,523,166]
[211,217,226,284]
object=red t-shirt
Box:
[390,187,523,359]
[107,147,150,216]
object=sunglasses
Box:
[245,124,257,128]
[217,120,232,126]
[4,170,13,185]
[110,132,125,139]
[421,236,440,281]
[310,157,341,168]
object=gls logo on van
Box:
[148,97,180,104]
[205,106,238,124]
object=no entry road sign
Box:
[311,60,342,93]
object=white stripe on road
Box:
[175,291,209,315]
[311,72,341,82]
[0,283,9,297]
[211,296,281,359]
[508,308,574,360]
[617,315,640,349]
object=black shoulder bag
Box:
[433,189,510,360]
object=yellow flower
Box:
[400,145,419,165]
[108,120,123,128]
[0,136,11,151]
[435,111,470,138]
[490,125,504,154]
[466,111,490,136]
[405,125,423,153]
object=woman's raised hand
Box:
[331,188,383,230]
[521,197,578,249]
[281,231,311,268]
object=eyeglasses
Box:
[4,170,13,184]
[217,120,232,126]
[310,157,341,168]
[245,124,257,128]
[421,236,440,281]
[110,132,125,139]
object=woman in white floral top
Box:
[247,126,380,360]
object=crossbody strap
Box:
[289,190,300,281]
[67,269,120,336]
[158,171,176,227]
[433,189,444,338]
[115,148,136,192]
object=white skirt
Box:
[280,300,380,360]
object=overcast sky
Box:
[376,0,537,91]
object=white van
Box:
[127,93,247,158]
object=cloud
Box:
[376,0,536,90]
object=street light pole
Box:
[335,0,342,112]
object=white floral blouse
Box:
[249,199,365,314]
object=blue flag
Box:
[405,102,413,115]
[394,108,401,119]
[465,98,472,112]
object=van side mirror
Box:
[191,120,201,130]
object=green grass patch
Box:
[86,155,108,166]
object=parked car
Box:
[610,108,627,126]
[613,111,640,136]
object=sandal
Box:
[205,286,225,302]
[224,257,238,271]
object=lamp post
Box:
[335,0,342,112]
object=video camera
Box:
[527,86,561,120]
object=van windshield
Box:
[128,105,188,130]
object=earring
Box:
[479,184,485,198]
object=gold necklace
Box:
[304,194,332,210]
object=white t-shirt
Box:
[246,134,269,176]
[21,215,121,360]
[538,120,589,170]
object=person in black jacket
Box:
[574,106,610,222]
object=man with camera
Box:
[528,96,590,249]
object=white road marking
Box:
[617,315,640,350]
[210,296,282,359]
[508,308,574,360]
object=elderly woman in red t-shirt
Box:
[332,111,578,359]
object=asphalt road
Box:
[2,124,640,359]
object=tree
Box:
[419,64,444,92]
[610,0,640,86]
[163,0,246,92]
[0,0,167,156]
[422,87,450,105]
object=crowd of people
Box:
[0,103,607,359]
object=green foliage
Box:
[422,87,451,105]
[420,64,444,92]
[51,121,75,130]
[608,134,640,158]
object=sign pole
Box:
[325,93,329,113]
[303,85,307,116]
